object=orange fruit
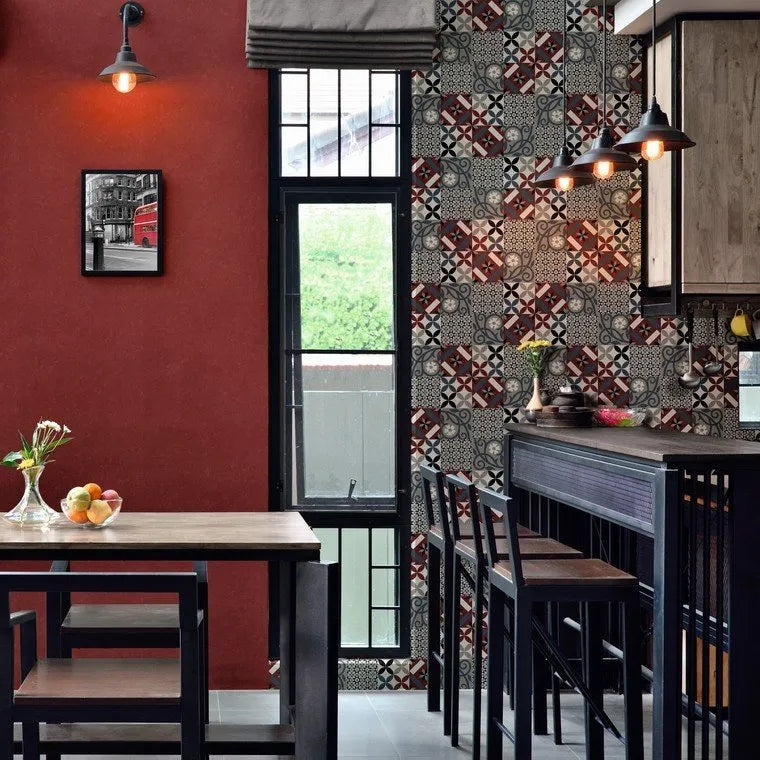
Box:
[83,483,102,500]
[67,508,89,524]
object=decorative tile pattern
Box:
[330,0,740,691]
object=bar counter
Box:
[504,424,760,760]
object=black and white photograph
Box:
[81,170,163,275]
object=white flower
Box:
[63,425,71,434]
[38,420,61,432]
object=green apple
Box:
[66,486,91,512]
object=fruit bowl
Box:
[593,407,648,428]
[60,498,122,528]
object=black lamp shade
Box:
[572,127,638,173]
[535,148,595,188]
[616,97,695,153]
[98,48,156,83]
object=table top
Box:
[506,423,760,463]
[0,511,321,560]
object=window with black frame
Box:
[269,68,411,656]
[739,347,760,428]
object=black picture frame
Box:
[81,169,163,276]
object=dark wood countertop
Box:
[505,424,760,463]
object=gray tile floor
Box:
[24,688,705,759]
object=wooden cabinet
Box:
[643,17,760,314]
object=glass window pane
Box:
[299,354,395,499]
[280,73,308,124]
[372,569,397,606]
[314,527,339,563]
[370,127,397,176]
[341,529,369,647]
[309,69,339,176]
[297,203,394,351]
[371,609,398,647]
[281,126,308,177]
[371,72,397,125]
[372,528,396,565]
[340,69,370,177]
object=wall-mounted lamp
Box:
[98,2,156,93]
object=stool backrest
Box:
[445,474,488,566]
[420,464,452,543]
[477,488,524,587]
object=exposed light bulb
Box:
[593,160,614,180]
[555,175,574,192]
[642,139,665,161]
[112,71,137,93]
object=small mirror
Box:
[739,347,760,428]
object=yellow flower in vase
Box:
[17,458,35,470]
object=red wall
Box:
[0,1,270,687]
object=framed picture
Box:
[81,170,163,276]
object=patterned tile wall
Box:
[302,0,747,690]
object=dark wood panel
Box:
[62,604,179,634]
[506,423,760,462]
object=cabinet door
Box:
[646,32,674,289]
[681,19,760,294]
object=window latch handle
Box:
[347,479,357,500]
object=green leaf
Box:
[1,451,22,467]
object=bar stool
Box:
[445,474,583,759]
[421,464,521,737]
[480,488,644,760]
[420,464,453,733]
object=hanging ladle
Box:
[678,309,702,389]
[703,307,722,376]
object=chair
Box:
[0,571,203,760]
[480,489,644,760]
[420,464,453,733]
[445,474,582,759]
[46,559,210,727]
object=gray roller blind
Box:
[246,0,436,70]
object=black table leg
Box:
[652,469,681,760]
[279,559,297,725]
[532,604,549,736]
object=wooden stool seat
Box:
[455,537,582,563]
[429,521,538,542]
[493,557,638,586]
[15,658,181,706]
[62,604,179,634]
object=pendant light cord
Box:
[601,0,607,128]
[651,0,657,101]
[563,0,568,148]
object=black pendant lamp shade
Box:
[535,0,594,191]
[98,3,156,93]
[616,97,695,154]
[616,0,695,158]
[535,147,595,189]
[572,127,637,175]
[571,0,636,180]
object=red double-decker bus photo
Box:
[133,201,158,248]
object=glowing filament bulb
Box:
[593,160,614,180]
[555,175,574,192]
[112,71,137,93]
[642,139,665,161]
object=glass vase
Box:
[3,465,60,529]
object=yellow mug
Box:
[730,308,753,338]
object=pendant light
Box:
[535,0,594,192]
[98,3,156,94]
[572,0,636,179]
[616,0,695,158]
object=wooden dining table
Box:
[0,511,337,759]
